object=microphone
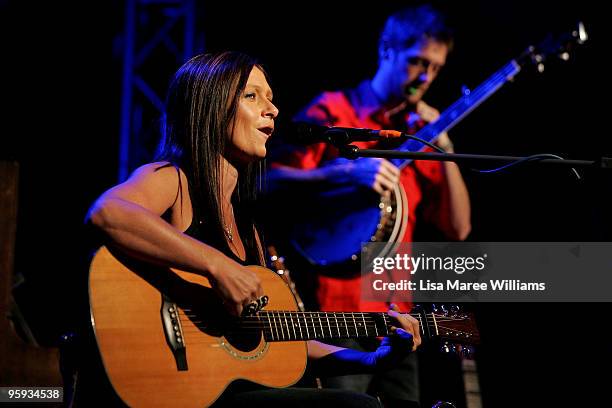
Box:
[284,122,404,145]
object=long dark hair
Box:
[156,51,265,265]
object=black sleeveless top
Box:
[157,163,261,266]
[172,165,259,267]
[183,215,255,266]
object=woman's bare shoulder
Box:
[99,162,191,216]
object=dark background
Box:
[1,0,610,407]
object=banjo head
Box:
[288,184,409,270]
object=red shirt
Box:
[272,81,453,313]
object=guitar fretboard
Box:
[182,308,477,344]
[257,311,390,342]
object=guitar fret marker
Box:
[311,313,317,339]
[334,313,340,338]
[289,312,296,340]
[282,312,290,340]
[382,314,389,336]
[317,313,325,338]
[304,313,310,340]
[373,314,379,337]
[343,313,349,337]
[325,313,332,338]
[362,313,368,337]
[432,313,439,336]
[295,312,303,340]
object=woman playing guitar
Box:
[82,51,420,407]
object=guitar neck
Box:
[397,59,521,169]
[256,311,430,342]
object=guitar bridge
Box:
[161,295,188,371]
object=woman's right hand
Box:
[209,260,264,317]
[323,157,400,196]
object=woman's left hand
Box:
[373,304,422,368]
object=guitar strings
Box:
[180,309,469,322]
[179,314,469,324]
[177,328,474,344]
[178,320,471,333]
[182,308,470,318]
[177,312,474,338]
[177,318,469,332]
[177,322,467,335]
[176,310,472,339]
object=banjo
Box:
[285,23,587,269]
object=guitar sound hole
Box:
[224,327,263,352]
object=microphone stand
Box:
[337,145,612,170]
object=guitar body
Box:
[288,183,408,268]
[89,247,307,407]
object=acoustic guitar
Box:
[88,246,478,407]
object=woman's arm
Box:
[86,163,263,316]
[306,304,421,376]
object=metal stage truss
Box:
[118,0,200,181]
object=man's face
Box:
[389,39,448,105]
